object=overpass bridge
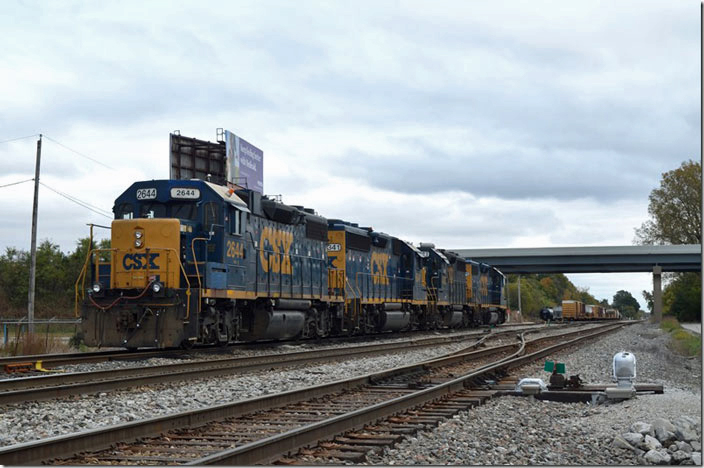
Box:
[453,244,701,321]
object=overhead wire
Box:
[0,134,39,145]
[39,181,112,219]
[0,178,34,189]
[43,135,116,170]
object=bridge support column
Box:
[517,274,522,316]
[653,265,662,322]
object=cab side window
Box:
[230,209,242,235]
[203,202,220,228]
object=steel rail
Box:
[0,323,623,466]
[0,330,509,405]
[0,324,538,368]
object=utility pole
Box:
[28,134,42,335]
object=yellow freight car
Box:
[562,300,585,320]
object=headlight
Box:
[152,282,162,293]
[92,283,102,293]
[135,239,143,248]
[135,231,143,239]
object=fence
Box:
[1,317,81,346]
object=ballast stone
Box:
[612,436,637,452]
[643,435,662,451]
[671,450,691,463]
[622,432,644,446]
[631,422,654,436]
[676,441,693,453]
[676,427,699,442]
[644,449,671,465]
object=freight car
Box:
[560,300,620,321]
[76,179,506,349]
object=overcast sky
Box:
[0,0,699,305]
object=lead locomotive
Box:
[77,179,506,349]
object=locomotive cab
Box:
[78,179,251,348]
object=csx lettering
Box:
[480,276,488,296]
[259,227,293,274]
[123,253,160,270]
[370,252,389,285]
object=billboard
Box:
[225,130,264,193]
[169,134,227,185]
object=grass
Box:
[0,331,73,356]
[660,315,701,357]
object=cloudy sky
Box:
[0,0,699,305]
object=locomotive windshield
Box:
[171,202,198,221]
[139,202,167,218]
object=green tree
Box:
[0,236,110,318]
[635,159,702,322]
[612,290,640,319]
[663,273,701,322]
[642,290,654,313]
[635,159,701,245]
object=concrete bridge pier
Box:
[653,265,662,322]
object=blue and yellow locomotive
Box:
[77,178,506,349]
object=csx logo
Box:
[260,226,293,274]
[371,252,389,285]
[480,276,488,296]
[122,253,160,270]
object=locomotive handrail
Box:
[74,248,117,317]
[75,247,192,320]
[191,237,209,317]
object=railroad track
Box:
[0,322,546,369]
[0,322,625,465]
[0,324,571,405]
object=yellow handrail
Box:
[190,237,208,317]
[74,248,117,317]
[75,247,193,320]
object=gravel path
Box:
[368,321,702,465]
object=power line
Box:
[0,178,34,189]
[0,134,39,145]
[39,181,113,219]
[43,135,115,170]
[39,181,112,216]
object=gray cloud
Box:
[0,0,697,303]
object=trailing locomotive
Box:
[76,179,506,349]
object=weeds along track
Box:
[0,322,625,465]
[0,324,572,405]
[0,322,549,369]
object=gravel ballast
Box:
[0,328,535,446]
[368,321,702,465]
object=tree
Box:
[663,274,701,322]
[642,290,653,313]
[613,290,640,319]
[635,159,702,321]
[635,160,701,245]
